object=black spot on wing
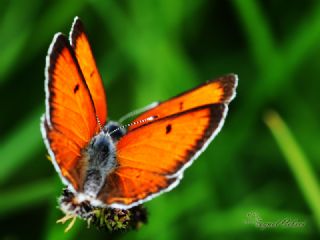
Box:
[179,101,183,110]
[166,124,172,134]
[73,84,79,93]
[165,104,226,175]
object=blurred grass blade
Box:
[264,110,320,229]
[233,0,278,72]
[0,178,56,217]
[0,29,30,84]
[0,108,42,184]
[284,2,320,74]
[223,0,320,188]
[0,0,40,84]
[30,0,87,57]
[92,0,197,108]
[0,0,87,85]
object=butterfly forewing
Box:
[69,17,107,126]
[129,74,237,131]
[42,33,98,190]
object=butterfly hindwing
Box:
[98,104,227,207]
[69,17,107,126]
[41,33,98,190]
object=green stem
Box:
[264,110,320,229]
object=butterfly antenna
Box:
[96,116,103,130]
[109,116,158,137]
[118,102,159,123]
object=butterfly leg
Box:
[57,214,77,232]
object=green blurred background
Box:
[0,0,319,239]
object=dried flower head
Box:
[57,188,147,232]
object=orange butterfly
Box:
[41,17,237,216]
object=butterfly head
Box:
[103,121,127,142]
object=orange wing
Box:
[41,33,98,191]
[69,17,107,126]
[98,104,227,207]
[129,74,237,130]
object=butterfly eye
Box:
[104,121,127,141]
[107,124,119,133]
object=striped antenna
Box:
[118,102,159,123]
[109,116,158,137]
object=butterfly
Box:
[41,16,237,218]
